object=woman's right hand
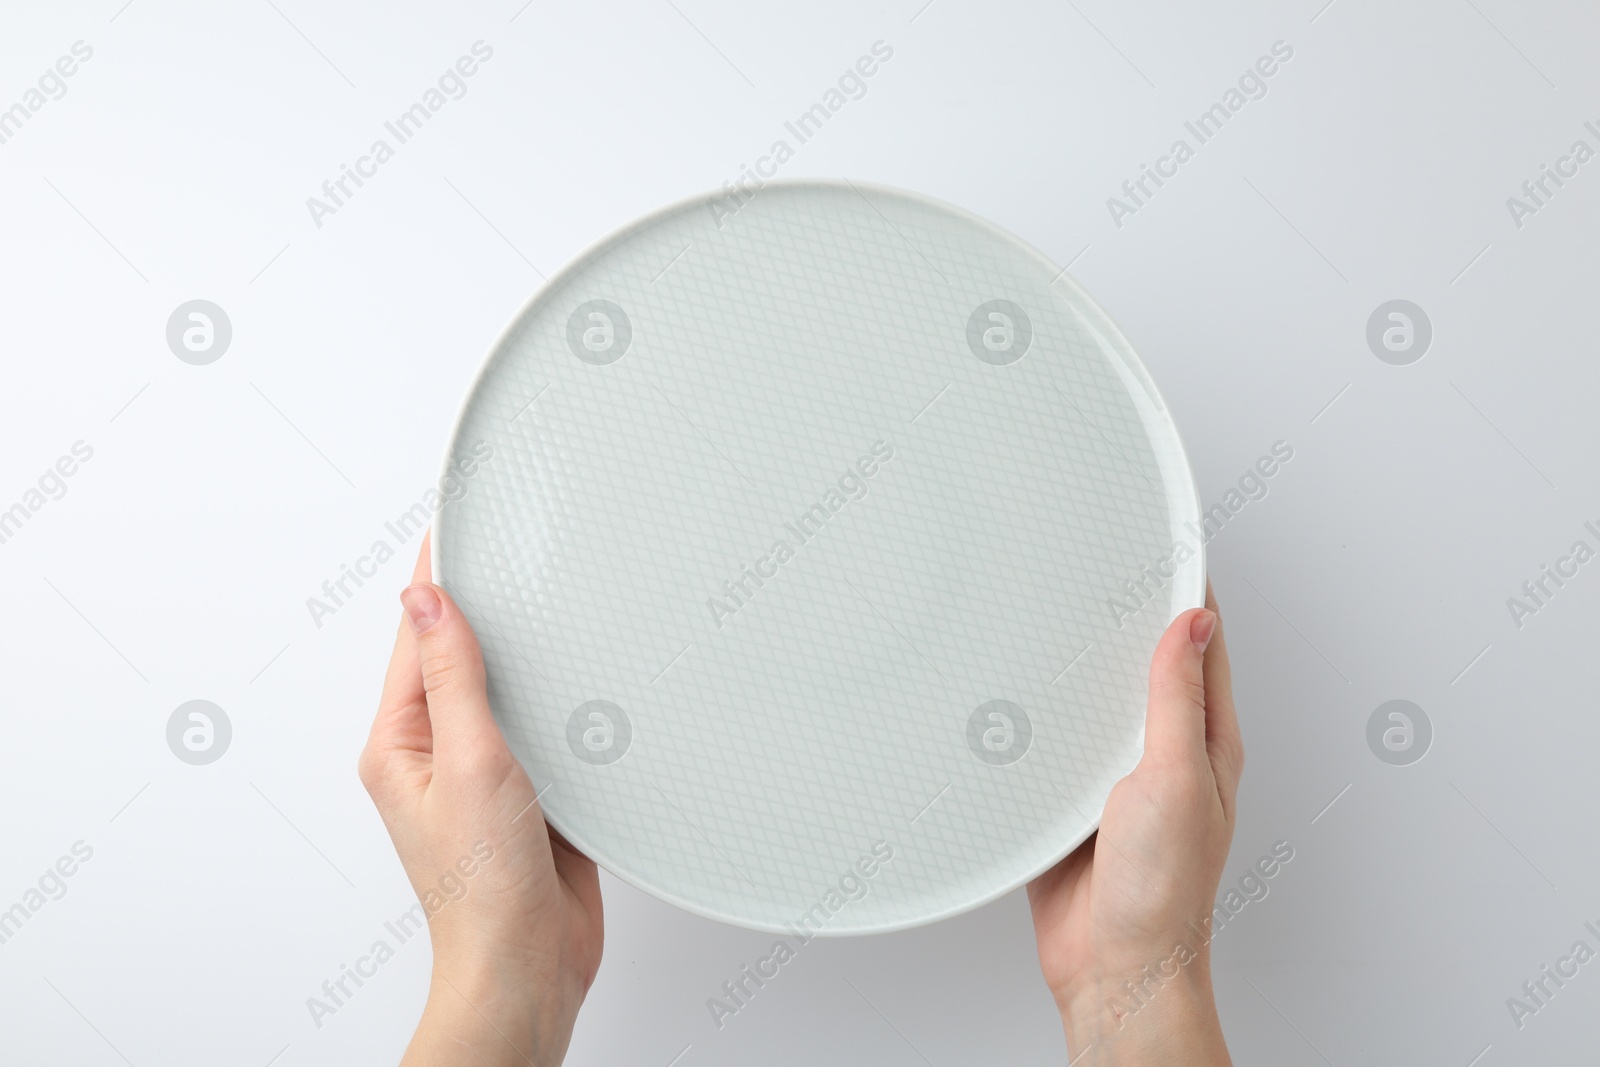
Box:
[1028,584,1243,1064]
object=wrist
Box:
[404,958,582,1067]
[1056,956,1229,1066]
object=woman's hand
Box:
[360,537,603,1066]
[1028,584,1243,1065]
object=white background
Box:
[2,1,1597,1064]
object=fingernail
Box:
[401,584,442,633]
[1190,610,1217,653]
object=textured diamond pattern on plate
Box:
[436,180,1203,934]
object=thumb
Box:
[399,582,507,773]
[1140,607,1217,771]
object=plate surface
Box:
[434,179,1203,935]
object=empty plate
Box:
[433,179,1203,934]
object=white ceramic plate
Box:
[433,179,1203,935]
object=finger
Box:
[548,826,602,918]
[1202,581,1244,807]
[376,535,432,712]
[399,579,508,774]
[1140,605,1216,772]
[368,536,435,758]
